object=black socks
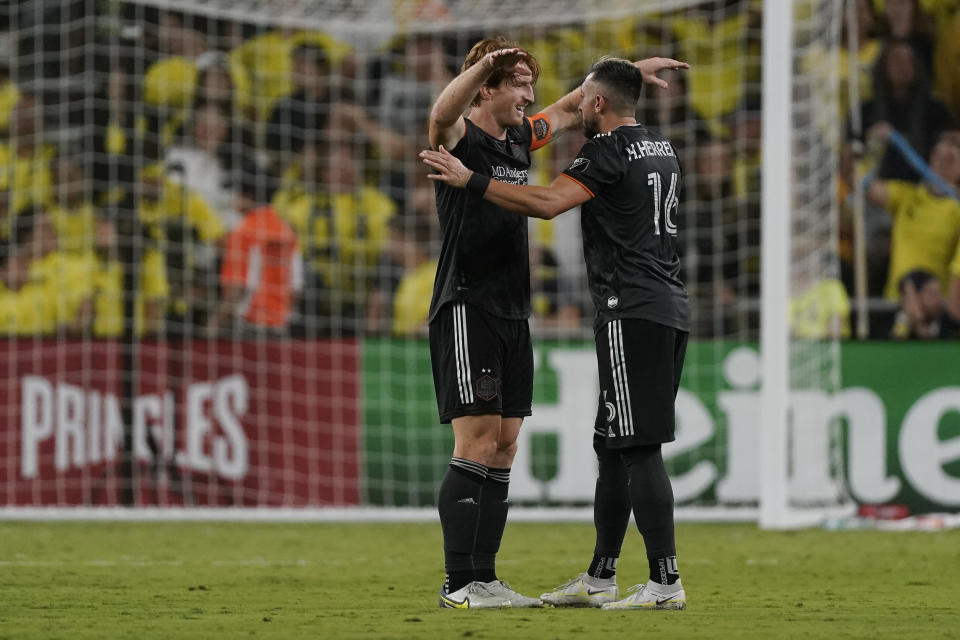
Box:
[438,459,513,591]
[473,467,510,583]
[651,555,680,586]
[438,457,486,592]
[587,554,618,580]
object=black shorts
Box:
[429,302,534,424]
[594,317,688,447]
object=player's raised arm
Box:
[634,57,690,89]
[536,57,689,144]
[428,47,528,151]
[420,145,590,220]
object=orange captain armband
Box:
[526,112,553,151]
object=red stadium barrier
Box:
[0,339,361,507]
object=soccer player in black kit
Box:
[426,38,688,609]
[422,57,690,610]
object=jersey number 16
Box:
[647,171,679,236]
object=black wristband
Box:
[466,172,491,196]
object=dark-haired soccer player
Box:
[423,57,690,611]
[427,38,687,609]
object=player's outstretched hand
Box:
[632,57,690,89]
[420,146,472,188]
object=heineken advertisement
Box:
[363,339,960,513]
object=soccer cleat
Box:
[438,581,512,609]
[482,580,544,608]
[600,579,686,611]
[539,573,618,608]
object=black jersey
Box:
[561,124,690,333]
[430,117,545,321]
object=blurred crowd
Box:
[0,0,958,342]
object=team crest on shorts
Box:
[476,374,498,401]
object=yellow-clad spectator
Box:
[385,215,437,336]
[867,135,960,299]
[790,278,852,339]
[142,11,252,147]
[0,208,56,334]
[11,207,94,334]
[29,250,95,336]
[592,12,668,63]
[144,52,252,137]
[670,1,761,134]
[0,95,54,230]
[137,163,225,247]
[230,28,351,123]
[274,143,394,315]
[0,279,51,334]
[0,275,55,334]
[135,163,223,325]
[48,157,96,254]
[393,257,437,336]
[87,216,169,337]
[523,27,593,109]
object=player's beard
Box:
[583,115,600,139]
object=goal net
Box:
[0,0,850,522]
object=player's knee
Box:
[454,434,499,465]
[620,443,661,468]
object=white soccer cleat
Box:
[539,573,618,608]
[438,581,512,609]
[482,580,543,608]
[600,579,686,611]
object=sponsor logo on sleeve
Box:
[569,157,590,172]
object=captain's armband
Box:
[527,112,553,151]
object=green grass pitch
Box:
[1,521,957,639]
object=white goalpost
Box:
[760,0,855,528]
[759,0,795,529]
